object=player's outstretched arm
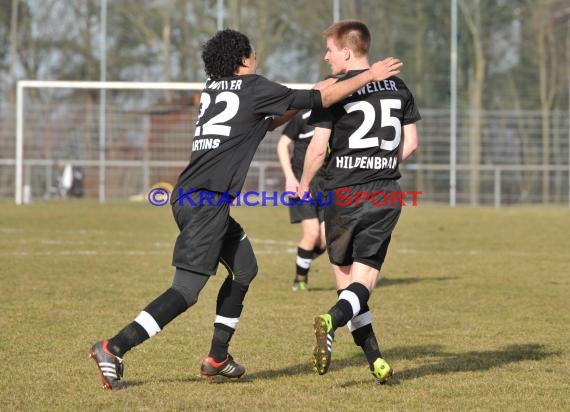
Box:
[269,109,299,130]
[319,57,402,108]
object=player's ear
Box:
[344,48,350,60]
[241,49,255,68]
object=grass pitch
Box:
[0,202,568,411]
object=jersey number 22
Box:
[195,92,240,137]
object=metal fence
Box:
[1,87,569,206]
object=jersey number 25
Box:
[344,99,401,150]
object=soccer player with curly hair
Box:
[89,28,402,389]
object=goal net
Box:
[14,80,311,204]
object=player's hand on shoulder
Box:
[312,77,337,91]
[370,57,402,81]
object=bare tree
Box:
[459,0,485,205]
[532,1,569,202]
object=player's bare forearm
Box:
[297,133,328,198]
[399,123,419,162]
[269,109,298,130]
[298,154,324,198]
[277,135,295,177]
[277,136,300,194]
[285,176,300,194]
[313,77,338,92]
[320,57,402,108]
[399,143,418,161]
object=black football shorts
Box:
[324,180,402,269]
[171,190,254,276]
[288,197,320,223]
[288,178,326,223]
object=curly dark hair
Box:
[201,29,253,80]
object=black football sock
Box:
[347,301,382,368]
[209,324,235,363]
[328,282,370,329]
[312,246,326,258]
[294,247,313,282]
[361,331,383,368]
[351,323,382,368]
[108,288,188,357]
[328,302,353,330]
[208,276,249,362]
[108,322,148,358]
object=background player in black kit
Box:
[297,20,420,384]
[277,110,327,291]
[89,28,403,390]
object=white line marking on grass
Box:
[2,238,172,248]
[4,249,295,257]
[0,228,145,236]
[397,248,484,256]
[395,248,560,257]
[254,248,297,254]
[3,250,168,257]
[2,238,297,257]
[0,228,23,233]
[247,238,297,254]
[249,238,298,246]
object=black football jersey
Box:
[282,110,315,180]
[172,75,318,202]
[309,70,421,190]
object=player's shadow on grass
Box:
[126,342,552,387]
[241,363,314,381]
[376,276,455,288]
[338,342,555,388]
[395,343,553,380]
[310,276,455,292]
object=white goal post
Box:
[15,80,312,205]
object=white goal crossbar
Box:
[15,80,312,204]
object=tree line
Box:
[2,0,568,109]
[1,0,569,203]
